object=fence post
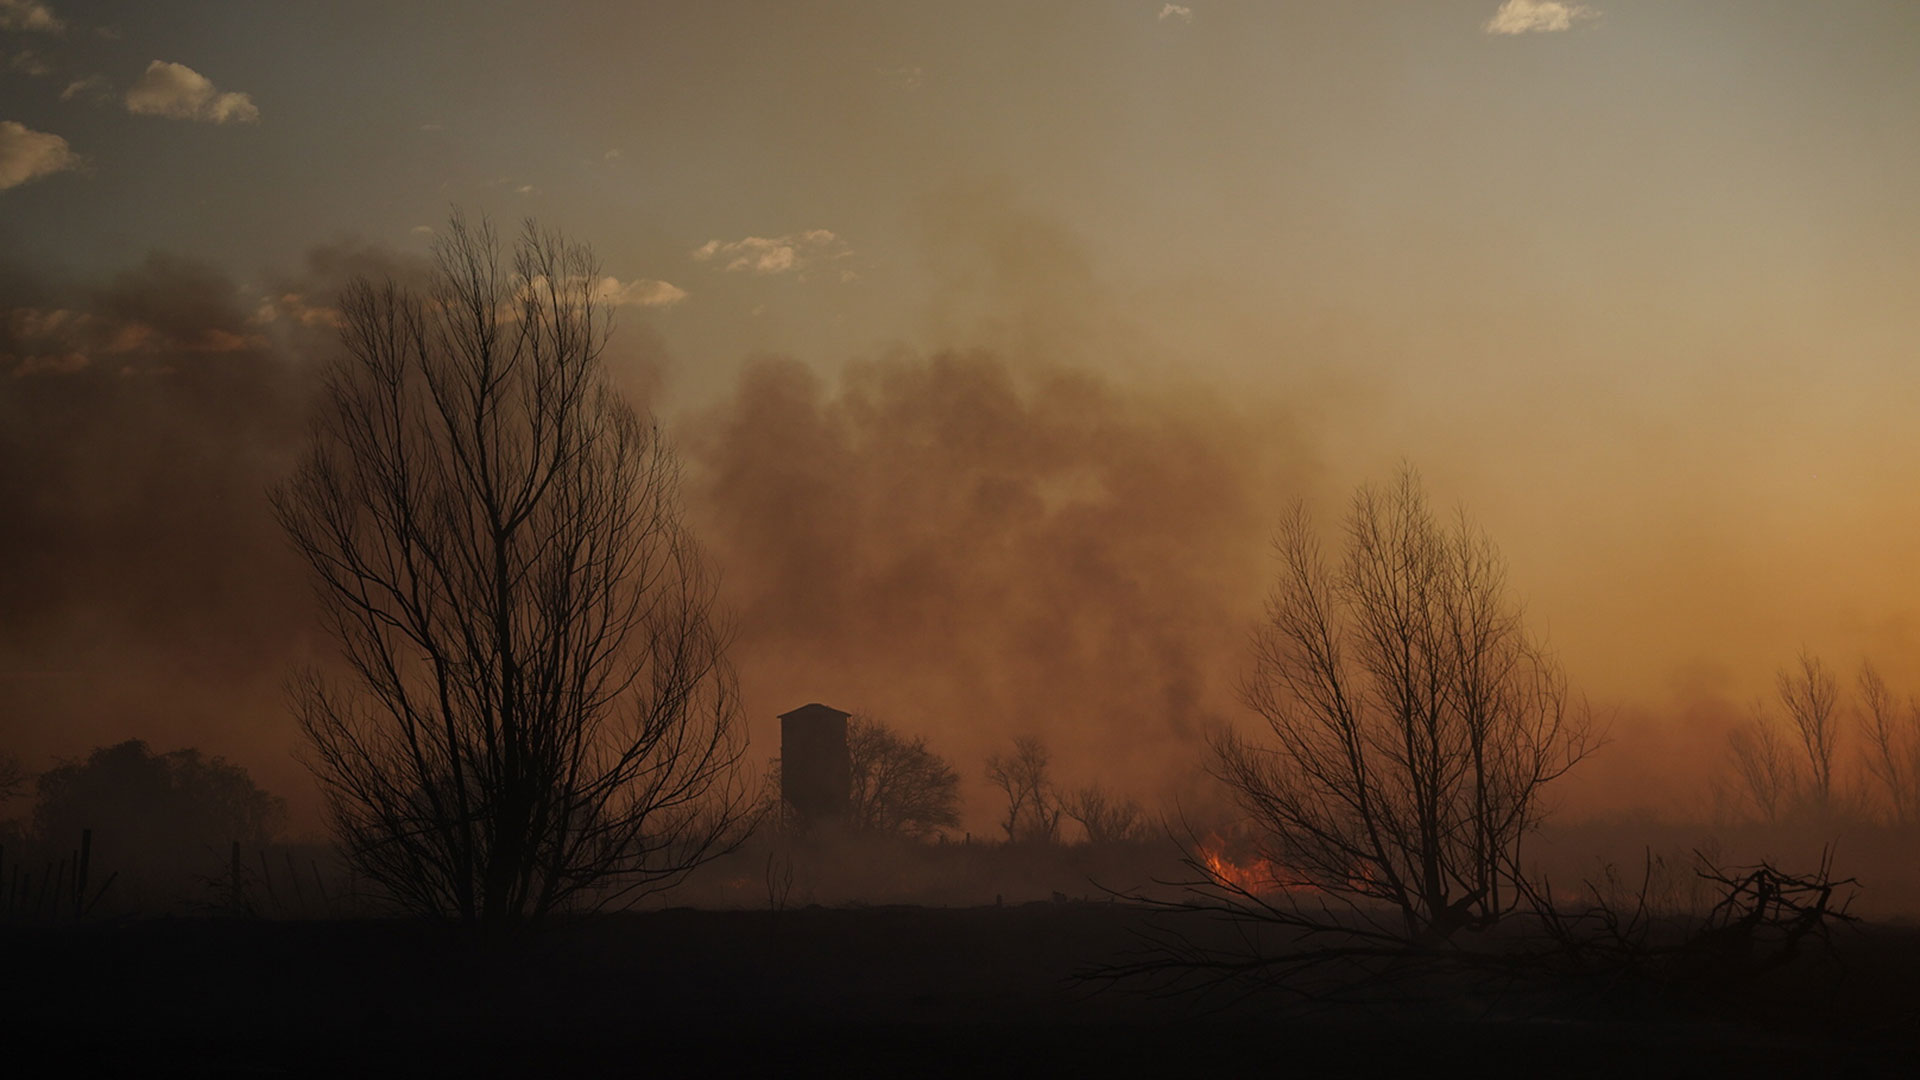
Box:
[257,850,277,913]
[35,859,55,919]
[74,830,91,921]
[284,851,305,913]
[311,859,330,917]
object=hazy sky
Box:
[6,1,1920,825]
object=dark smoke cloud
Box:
[7,193,1757,844]
[0,243,430,819]
[685,348,1318,825]
[0,234,671,826]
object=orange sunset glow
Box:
[5,2,1918,1072]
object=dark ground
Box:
[4,903,1916,1077]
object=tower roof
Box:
[778,702,852,722]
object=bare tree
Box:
[986,735,1061,844]
[845,715,962,839]
[1777,651,1841,815]
[1857,660,1920,825]
[273,213,751,931]
[1062,783,1147,845]
[1213,466,1594,945]
[1725,651,1849,824]
[1726,715,1797,825]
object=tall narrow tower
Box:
[779,702,851,825]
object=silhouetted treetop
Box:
[846,715,962,839]
[32,739,285,856]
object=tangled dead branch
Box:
[1087,835,1859,1010]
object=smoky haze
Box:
[686,347,1309,826]
[0,242,433,819]
[1,252,308,810]
[3,197,1918,851]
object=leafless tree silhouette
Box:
[1211,466,1595,946]
[273,213,751,931]
[986,735,1061,844]
[1062,783,1148,845]
[1777,652,1841,814]
[845,715,961,839]
[1727,717,1798,825]
[1855,661,1920,825]
[1726,652,1848,823]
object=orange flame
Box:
[1198,840,1307,895]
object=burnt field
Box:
[5,903,1916,1078]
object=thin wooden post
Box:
[230,841,243,914]
[257,850,278,912]
[310,859,330,917]
[284,851,305,913]
[73,830,91,920]
[35,859,55,919]
[83,871,117,918]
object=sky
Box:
[6,0,1920,830]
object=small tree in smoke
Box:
[1856,661,1920,826]
[986,735,1061,844]
[845,715,962,839]
[1726,718,1798,826]
[1211,466,1595,944]
[1725,652,1852,824]
[1062,783,1148,845]
[29,740,285,897]
[273,213,751,931]
[1777,652,1842,814]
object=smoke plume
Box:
[685,348,1316,825]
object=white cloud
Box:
[691,229,850,276]
[8,48,52,77]
[0,0,63,33]
[124,61,259,124]
[10,351,88,376]
[1158,5,1193,23]
[0,119,79,191]
[592,276,687,309]
[250,293,341,330]
[1485,0,1598,35]
[7,306,82,338]
[59,74,109,102]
